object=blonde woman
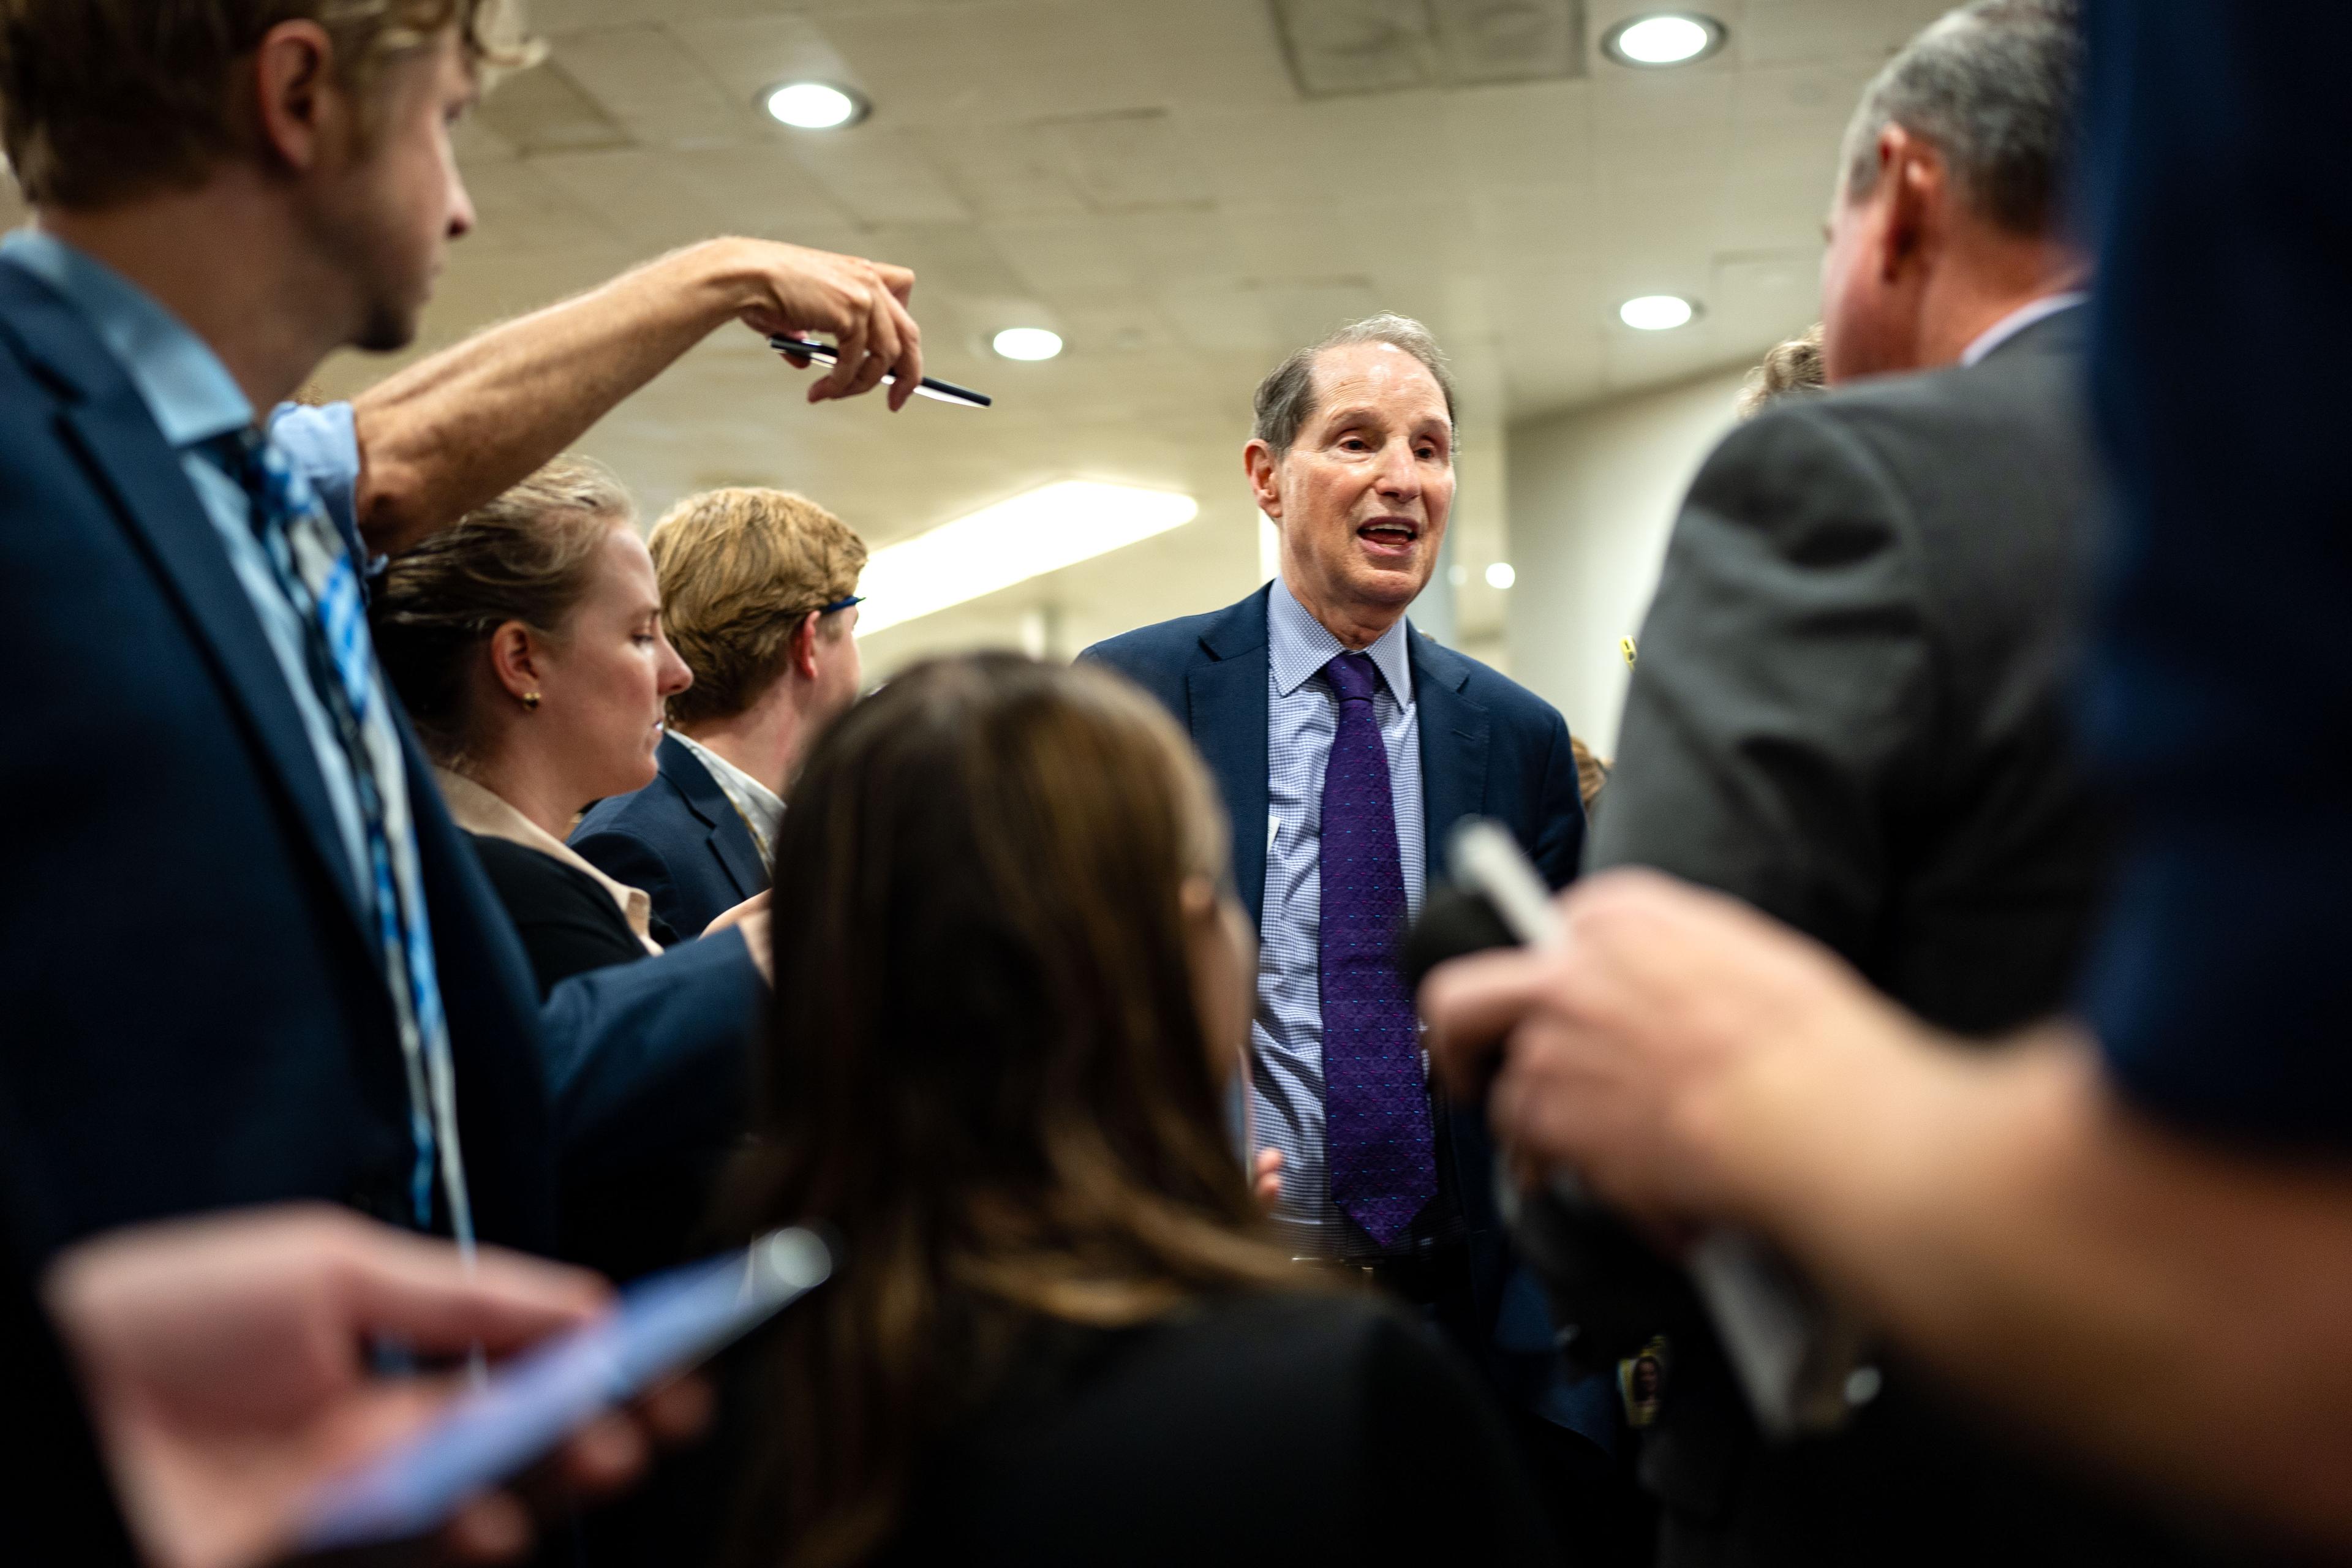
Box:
[370,456,763,995]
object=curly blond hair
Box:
[1736,325,1828,420]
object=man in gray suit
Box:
[1585,3,2245,1563]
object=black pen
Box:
[766,335,992,408]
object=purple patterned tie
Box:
[1319,651,1438,1248]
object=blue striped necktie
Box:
[211,428,475,1249]
[1319,650,1438,1248]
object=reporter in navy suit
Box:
[1084,316,1636,1558]
[573,488,870,938]
[0,1,919,1263]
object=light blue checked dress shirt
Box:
[1256,576,1426,1257]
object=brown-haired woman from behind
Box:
[717,654,1553,1568]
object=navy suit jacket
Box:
[2075,0,2352,1147]
[1082,586,1593,1425]
[572,734,767,940]
[0,262,761,1261]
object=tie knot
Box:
[1324,650,1381,704]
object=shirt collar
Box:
[1266,575,1415,706]
[1960,290,2089,368]
[432,766,661,950]
[1,228,252,449]
[669,730,785,838]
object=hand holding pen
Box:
[717,239,925,410]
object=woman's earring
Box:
[521,692,542,710]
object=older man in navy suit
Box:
[1085,314,1630,1555]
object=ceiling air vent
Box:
[1271,0,1587,97]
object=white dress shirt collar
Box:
[1961,290,2090,367]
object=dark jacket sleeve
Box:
[466,836,650,998]
[538,930,763,1185]
[1589,405,1935,959]
[568,825,688,941]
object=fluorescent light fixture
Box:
[1619,294,1697,331]
[1603,13,1727,67]
[1485,562,1517,590]
[858,481,1199,636]
[992,326,1064,361]
[762,81,867,130]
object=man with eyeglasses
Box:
[573,488,869,940]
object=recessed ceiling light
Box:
[1619,294,1697,331]
[1602,13,1727,67]
[992,327,1063,361]
[761,81,867,130]
[856,481,1199,636]
[1485,562,1517,590]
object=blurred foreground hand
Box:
[1419,868,1907,1226]
[44,1205,709,1568]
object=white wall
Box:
[1504,367,1747,755]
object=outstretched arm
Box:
[1422,871,2352,1551]
[351,238,921,554]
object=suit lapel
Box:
[661,735,764,896]
[1412,635,1490,887]
[59,394,373,940]
[1188,594,1273,930]
[707,807,764,896]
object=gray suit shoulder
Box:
[1743,322,2087,486]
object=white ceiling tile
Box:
[1221,203,1368,285]
[527,148,739,255]
[919,124,1094,220]
[665,145,865,244]
[790,131,972,225]
[811,2,1168,128]
[475,58,631,154]
[1055,111,1216,212]
[1117,0,1305,111]
[1735,0,1951,67]
[1446,78,1593,190]
[550,25,747,149]
[1098,209,1250,292]
[1181,93,1455,207]
[454,159,625,255]
[987,217,1144,296]
[665,14,859,107]
[1708,246,1822,345]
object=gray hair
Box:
[1838,0,2082,235]
[1251,314,1457,459]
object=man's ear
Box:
[1243,439,1283,519]
[1877,125,1941,281]
[791,613,823,682]
[251,20,347,175]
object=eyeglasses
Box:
[816,595,865,616]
